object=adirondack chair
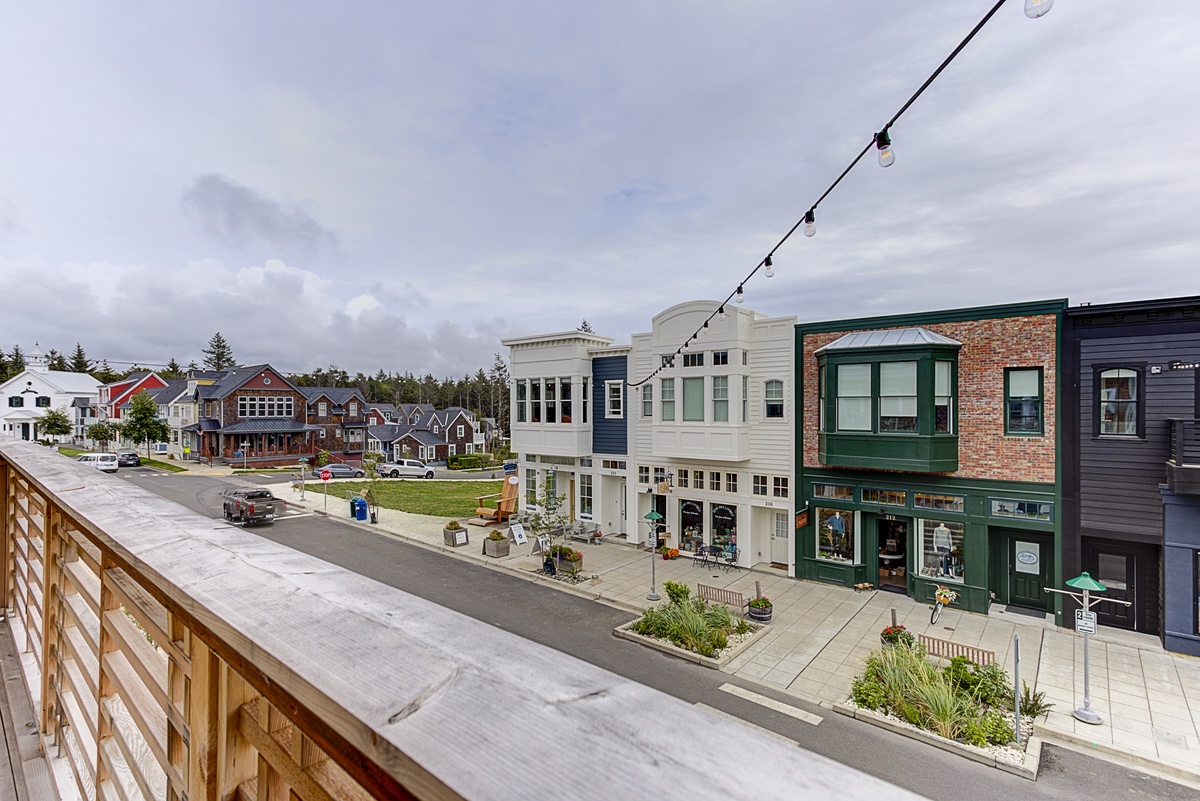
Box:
[475,474,520,524]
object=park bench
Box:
[697,583,749,616]
[917,634,995,666]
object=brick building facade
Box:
[796,300,1065,618]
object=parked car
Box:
[374,459,434,479]
[310,463,367,479]
[116,450,141,467]
[221,488,278,526]
[77,453,119,473]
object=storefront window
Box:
[917,519,965,583]
[862,488,906,507]
[711,504,737,550]
[680,500,704,552]
[989,498,1052,521]
[913,493,965,513]
[813,483,854,501]
[817,507,856,563]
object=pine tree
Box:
[47,349,68,371]
[201,332,236,371]
[164,358,183,378]
[9,345,25,374]
[69,343,90,372]
[578,319,594,333]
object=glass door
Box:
[877,519,908,593]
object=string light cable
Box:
[628,0,1053,388]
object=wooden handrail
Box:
[2,441,924,801]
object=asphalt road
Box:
[125,467,1198,801]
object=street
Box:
[126,467,1198,801]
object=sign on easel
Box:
[531,534,550,555]
[510,523,528,545]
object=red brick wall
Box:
[801,314,1057,483]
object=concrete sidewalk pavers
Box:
[273,481,1199,783]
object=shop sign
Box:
[795,509,809,528]
[1015,542,1040,574]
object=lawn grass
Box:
[302,479,502,518]
[57,447,86,457]
[143,458,187,473]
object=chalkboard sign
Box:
[510,523,528,545]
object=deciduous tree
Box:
[122,391,171,457]
[36,407,73,440]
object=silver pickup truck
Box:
[220,488,279,526]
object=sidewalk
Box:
[278,484,1200,783]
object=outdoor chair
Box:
[722,546,741,572]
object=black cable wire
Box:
[630,0,1014,387]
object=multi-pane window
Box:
[661,378,675,421]
[709,471,721,491]
[678,470,689,488]
[772,477,789,498]
[879,362,917,432]
[653,466,666,485]
[606,381,623,418]
[752,475,767,496]
[8,396,23,407]
[239,396,295,418]
[812,483,854,500]
[1005,368,1043,434]
[837,364,871,431]
[764,380,784,419]
[713,351,729,366]
[682,377,704,422]
[582,378,589,423]
[560,378,572,422]
[1099,368,1139,435]
[862,488,906,506]
[318,401,328,417]
[693,469,704,487]
[545,379,557,422]
[349,402,359,416]
[725,473,737,493]
[525,470,538,504]
[642,383,653,418]
[516,380,527,423]
[935,361,953,433]
[913,493,965,513]
[742,376,748,422]
[545,472,557,504]
[638,465,650,484]
[579,474,593,518]
[36,396,51,407]
[712,376,729,422]
[683,353,704,367]
[457,425,465,437]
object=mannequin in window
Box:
[932,523,953,576]
[825,511,847,557]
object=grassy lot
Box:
[142,458,187,473]
[58,446,86,457]
[303,479,502,518]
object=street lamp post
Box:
[644,508,664,602]
[1045,571,1131,725]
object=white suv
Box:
[77,452,119,473]
[375,459,434,479]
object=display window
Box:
[711,504,737,550]
[917,519,965,583]
[817,507,857,563]
[679,500,704,552]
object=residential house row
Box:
[506,295,1200,658]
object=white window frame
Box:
[457,424,465,438]
[605,381,624,418]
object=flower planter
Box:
[747,604,772,623]
[443,527,468,547]
[484,537,510,558]
[559,557,583,575]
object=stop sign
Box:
[320,469,332,482]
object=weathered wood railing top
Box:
[1,441,923,801]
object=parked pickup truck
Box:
[220,488,279,526]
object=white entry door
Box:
[771,512,790,563]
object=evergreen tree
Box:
[47,349,68,371]
[201,332,236,371]
[95,359,117,383]
[69,343,90,372]
[578,319,594,333]
[164,358,183,378]
[9,345,25,374]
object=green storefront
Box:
[798,472,1057,615]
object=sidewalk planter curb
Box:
[1034,723,1200,785]
[614,621,769,670]
[846,703,1040,780]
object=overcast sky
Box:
[2,1,1197,377]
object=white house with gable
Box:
[0,347,102,443]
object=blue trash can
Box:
[353,497,368,521]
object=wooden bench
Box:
[697,583,748,616]
[918,634,996,666]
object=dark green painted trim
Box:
[797,298,1069,336]
[819,432,958,472]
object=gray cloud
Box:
[180,173,338,253]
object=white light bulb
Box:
[736,285,744,303]
[803,213,816,237]
[877,142,895,168]
[718,306,726,320]
[1024,0,1053,18]
[764,256,774,278]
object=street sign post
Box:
[1046,572,1131,725]
[298,458,308,501]
[644,506,664,601]
[320,468,331,512]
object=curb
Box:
[1033,723,1200,786]
[832,701,1041,780]
[613,621,770,670]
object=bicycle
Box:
[930,585,958,624]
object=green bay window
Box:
[837,364,872,431]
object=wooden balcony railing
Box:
[1,441,922,801]
[1167,418,1200,467]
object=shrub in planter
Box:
[443,519,468,547]
[663,581,691,605]
[880,624,915,648]
[747,596,772,622]
[484,529,510,557]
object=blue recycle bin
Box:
[352,497,368,521]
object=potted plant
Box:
[880,623,915,648]
[550,544,584,574]
[747,595,773,623]
[934,585,959,605]
[484,529,510,558]
[658,546,680,560]
[443,519,468,547]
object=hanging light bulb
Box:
[803,210,816,237]
[1024,0,1053,18]
[764,255,774,278]
[702,320,710,334]
[875,129,895,168]
[718,306,726,320]
[736,284,744,304]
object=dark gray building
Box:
[1063,296,1200,656]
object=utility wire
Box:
[631,0,1016,387]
